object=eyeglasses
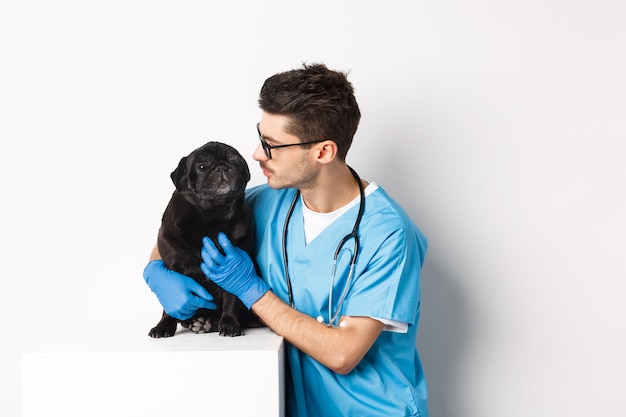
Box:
[257,123,324,160]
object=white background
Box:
[1,1,625,416]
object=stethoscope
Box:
[282,166,365,328]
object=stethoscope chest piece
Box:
[317,315,347,328]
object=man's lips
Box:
[260,164,271,176]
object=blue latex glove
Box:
[143,260,217,320]
[200,233,270,309]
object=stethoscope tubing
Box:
[282,166,365,327]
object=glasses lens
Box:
[258,137,271,159]
[257,124,272,159]
[263,141,271,159]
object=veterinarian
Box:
[144,63,429,417]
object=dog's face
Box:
[171,141,250,212]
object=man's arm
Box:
[252,291,384,374]
[150,245,161,261]
[201,233,385,374]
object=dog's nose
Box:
[214,164,232,176]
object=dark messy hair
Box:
[258,63,361,161]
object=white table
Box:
[21,323,284,417]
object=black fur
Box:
[149,141,259,338]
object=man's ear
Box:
[315,140,338,164]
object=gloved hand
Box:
[200,233,270,309]
[143,260,216,320]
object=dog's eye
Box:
[198,164,207,172]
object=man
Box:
[144,63,429,416]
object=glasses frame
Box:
[257,123,325,160]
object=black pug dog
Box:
[149,141,259,338]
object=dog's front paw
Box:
[148,324,177,338]
[181,316,212,334]
[218,316,243,337]
[149,313,178,338]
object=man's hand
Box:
[143,260,216,320]
[200,233,270,309]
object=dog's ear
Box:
[170,156,189,191]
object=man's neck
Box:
[299,164,366,213]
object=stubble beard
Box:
[266,155,317,191]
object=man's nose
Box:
[252,143,267,161]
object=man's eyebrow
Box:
[260,131,282,144]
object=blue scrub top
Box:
[246,184,429,417]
